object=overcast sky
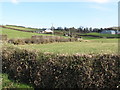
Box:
[0,0,119,28]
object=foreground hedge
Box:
[2,46,120,88]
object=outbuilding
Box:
[101,30,116,34]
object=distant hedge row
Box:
[8,35,79,45]
[2,46,120,88]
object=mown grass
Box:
[1,73,33,89]
[16,39,118,55]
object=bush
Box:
[7,35,79,45]
[0,35,7,41]
[8,39,25,45]
[2,46,120,88]
[7,37,84,45]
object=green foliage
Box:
[2,46,120,88]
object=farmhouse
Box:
[42,28,53,34]
[101,30,116,34]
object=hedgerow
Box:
[8,35,79,45]
[2,46,120,88]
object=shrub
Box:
[0,35,7,41]
[7,35,79,45]
[8,39,25,45]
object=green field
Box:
[4,25,39,31]
[15,39,118,55]
[0,27,54,39]
[0,26,118,55]
[80,32,119,38]
[1,73,33,89]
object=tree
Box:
[56,27,63,31]
[89,27,92,32]
[77,26,84,33]
[64,27,69,31]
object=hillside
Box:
[0,27,54,39]
[4,25,40,31]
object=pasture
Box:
[0,27,54,39]
[80,32,119,38]
[1,26,118,54]
[3,25,39,31]
[17,39,118,54]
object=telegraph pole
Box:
[52,23,54,35]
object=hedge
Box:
[2,46,120,88]
[8,35,79,45]
[0,35,7,41]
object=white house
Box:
[42,28,53,34]
[101,30,116,34]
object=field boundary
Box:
[2,46,120,88]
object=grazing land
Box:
[80,32,119,38]
[0,27,54,39]
[16,39,118,54]
[1,26,118,55]
[3,25,39,31]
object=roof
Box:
[45,29,53,32]
[101,30,116,34]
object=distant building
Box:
[42,28,53,34]
[101,30,116,34]
[35,30,42,33]
[116,30,120,34]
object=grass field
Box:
[16,39,118,55]
[1,73,33,89]
[0,27,118,55]
[4,25,39,31]
[0,27,54,39]
[80,32,119,37]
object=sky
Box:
[0,0,119,28]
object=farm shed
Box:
[101,30,116,34]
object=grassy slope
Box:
[0,27,54,39]
[16,39,118,55]
[5,25,39,31]
[1,73,33,89]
